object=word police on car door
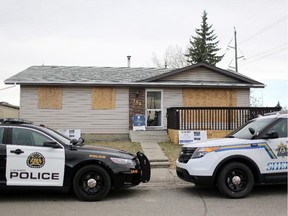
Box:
[6,127,65,186]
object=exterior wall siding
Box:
[163,88,182,129]
[20,86,250,134]
[20,86,129,134]
[237,89,250,106]
[159,68,239,83]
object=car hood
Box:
[182,138,254,148]
[75,145,135,159]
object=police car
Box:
[176,111,287,198]
[0,119,150,201]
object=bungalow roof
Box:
[4,63,265,88]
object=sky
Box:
[0,0,287,108]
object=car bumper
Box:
[112,152,150,187]
[176,167,214,187]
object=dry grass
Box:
[85,140,182,168]
[85,141,142,155]
[158,141,182,168]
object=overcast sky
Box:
[0,0,287,108]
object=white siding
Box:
[163,88,182,129]
[237,89,250,106]
[20,86,129,134]
[160,68,238,83]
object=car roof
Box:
[0,118,33,125]
[258,110,288,120]
[0,119,44,130]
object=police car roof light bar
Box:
[0,118,33,125]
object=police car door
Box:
[0,127,5,185]
[261,118,288,173]
[6,127,65,186]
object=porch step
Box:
[129,130,169,142]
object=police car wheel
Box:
[73,165,111,201]
[217,162,254,199]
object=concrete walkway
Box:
[139,140,188,184]
[139,141,170,168]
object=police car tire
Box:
[73,165,111,201]
[217,162,254,199]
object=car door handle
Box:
[10,149,24,155]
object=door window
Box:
[12,128,53,146]
[146,91,162,127]
[0,127,4,144]
[266,118,287,138]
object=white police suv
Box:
[176,111,287,198]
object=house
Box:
[0,102,19,118]
[4,63,265,141]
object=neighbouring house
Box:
[0,102,19,118]
[4,63,265,141]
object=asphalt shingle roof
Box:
[4,63,265,88]
[5,66,173,84]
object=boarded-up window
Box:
[38,87,62,109]
[92,87,116,109]
[182,88,238,125]
[183,89,237,107]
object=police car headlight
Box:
[192,147,220,159]
[110,157,136,165]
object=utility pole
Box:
[234,27,238,72]
[228,27,244,72]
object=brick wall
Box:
[129,88,145,129]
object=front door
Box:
[146,90,163,129]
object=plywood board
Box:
[183,88,237,107]
[92,87,116,110]
[38,87,62,109]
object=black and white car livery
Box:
[0,119,150,201]
[176,111,287,198]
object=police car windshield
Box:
[230,117,275,139]
[41,127,71,145]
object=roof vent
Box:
[127,56,131,68]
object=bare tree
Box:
[152,45,188,69]
[250,89,262,107]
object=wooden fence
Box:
[167,107,281,131]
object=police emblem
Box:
[26,152,45,168]
[275,143,288,158]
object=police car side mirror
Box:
[262,131,279,139]
[70,138,78,145]
[43,141,61,148]
[70,137,85,146]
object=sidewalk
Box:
[140,141,170,168]
[139,140,188,185]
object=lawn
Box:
[158,141,182,168]
[85,140,182,168]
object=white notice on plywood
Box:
[179,130,207,145]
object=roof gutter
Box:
[4,81,265,88]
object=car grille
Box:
[178,147,197,163]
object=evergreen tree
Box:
[276,101,282,109]
[185,10,224,66]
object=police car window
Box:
[0,127,4,144]
[231,118,275,139]
[266,118,287,138]
[12,128,53,146]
